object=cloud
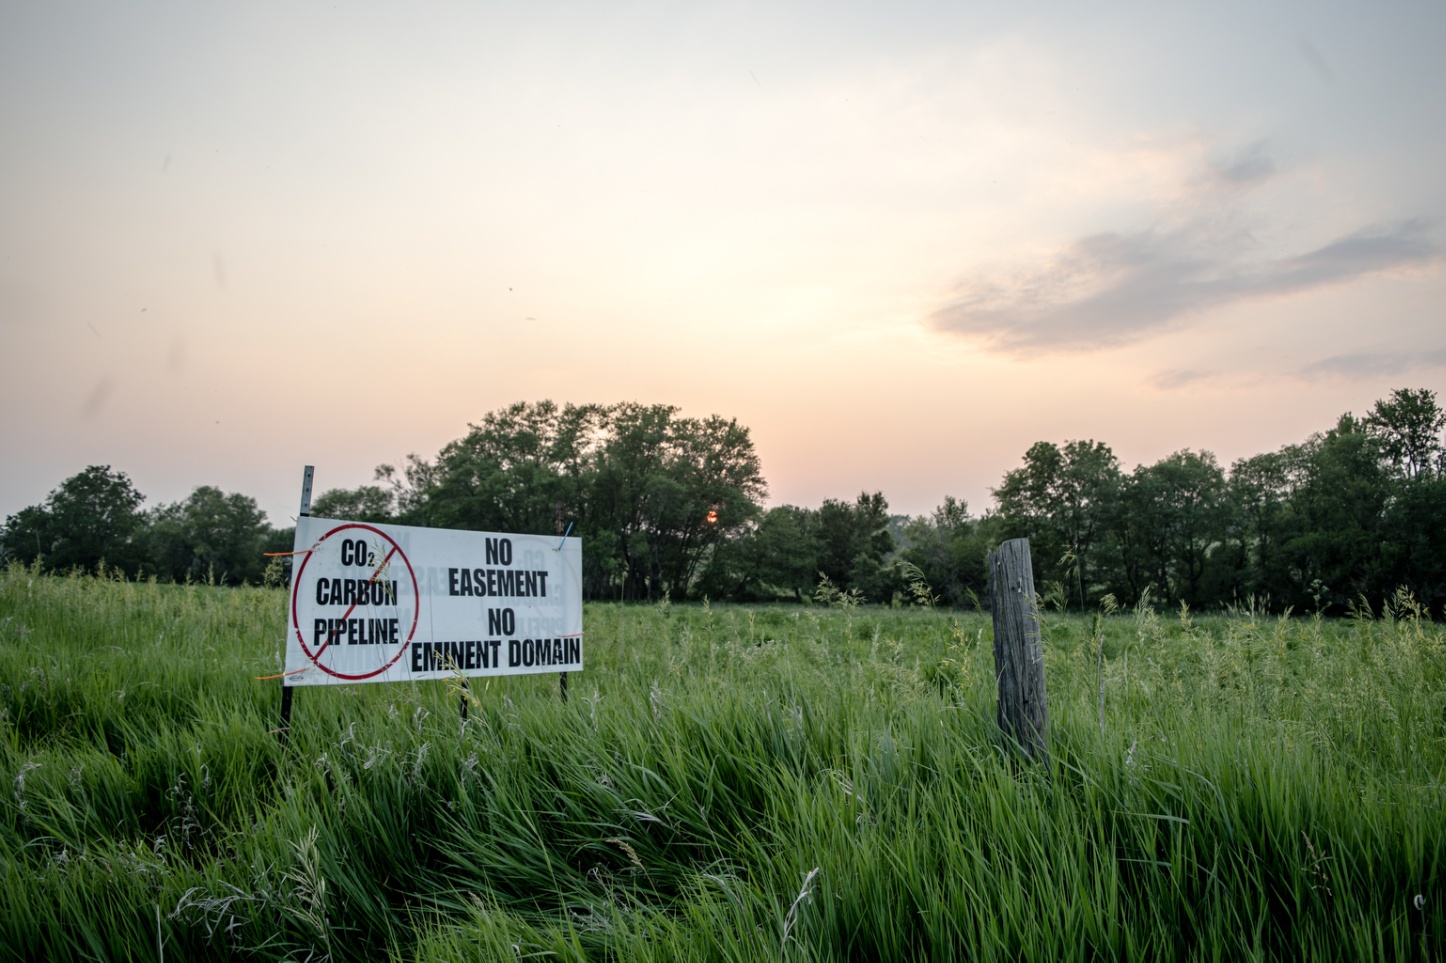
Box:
[930,218,1438,353]
[1149,368,1214,390]
[1296,36,1336,84]
[1208,141,1275,187]
[1300,347,1446,380]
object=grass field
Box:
[2,563,1443,960]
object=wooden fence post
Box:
[988,538,1049,761]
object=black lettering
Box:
[508,639,520,667]
[567,638,579,664]
[484,538,499,565]
[490,640,501,667]
[315,580,328,605]
[448,568,459,596]
[314,619,326,647]
[485,569,496,596]
[459,568,473,597]
[473,568,487,596]
[538,571,548,597]
[498,539,512,566]
[553,638,562,664]
[523,571,536,596]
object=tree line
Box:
[4,390,1444,613]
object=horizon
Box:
[4,1,1443,527]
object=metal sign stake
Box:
[277,465,313,743]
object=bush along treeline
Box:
[0,467,289,586]
[4,390,1445,613]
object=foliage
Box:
[1366,386,1446,479]
[378,401,766,601]
[896,497,988,609]
[310,485,395,523]
[6,387,1446,613]
[0,466,146,575]
[145,486,273,585]
[2,568,1442,960]
[987,388,1446,615]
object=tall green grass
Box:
[2,563,1442,960]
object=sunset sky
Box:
[3,0,1443,526]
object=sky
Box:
[2,0,1443,526]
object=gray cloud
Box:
[931,219,1438,353]
[1209,141,1275,187]
[1149,368,1214,390]
[1296,36,1336,84]
[1300,347,1446,380]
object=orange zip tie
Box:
[255,668,309,680]
[263,549,313,557]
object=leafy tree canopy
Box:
[0,466,146,574]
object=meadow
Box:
[1,563,1442,960]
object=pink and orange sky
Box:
[3,1,1443,525]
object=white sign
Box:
[283,516,582,686]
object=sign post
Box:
[276,465,314,742]
[555,500,568,704]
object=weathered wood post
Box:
[988,538,1049,761]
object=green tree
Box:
[589,403,765,599]
[380,401,767,600]
[898,496,988,608]
[388,401,605,534]
[310,485,395,522]
[146,486,272,584]
[1279,415,1390,611]
[1225,450,1295,604]
[1108,451,1228,607]
[695,504,822,601]
[1365,387,1446,479]
[815,492,893,601]
[1378,475,1446,611]
[0,466,146,574]
[994,440,1121,607]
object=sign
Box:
[282,516,582,686]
